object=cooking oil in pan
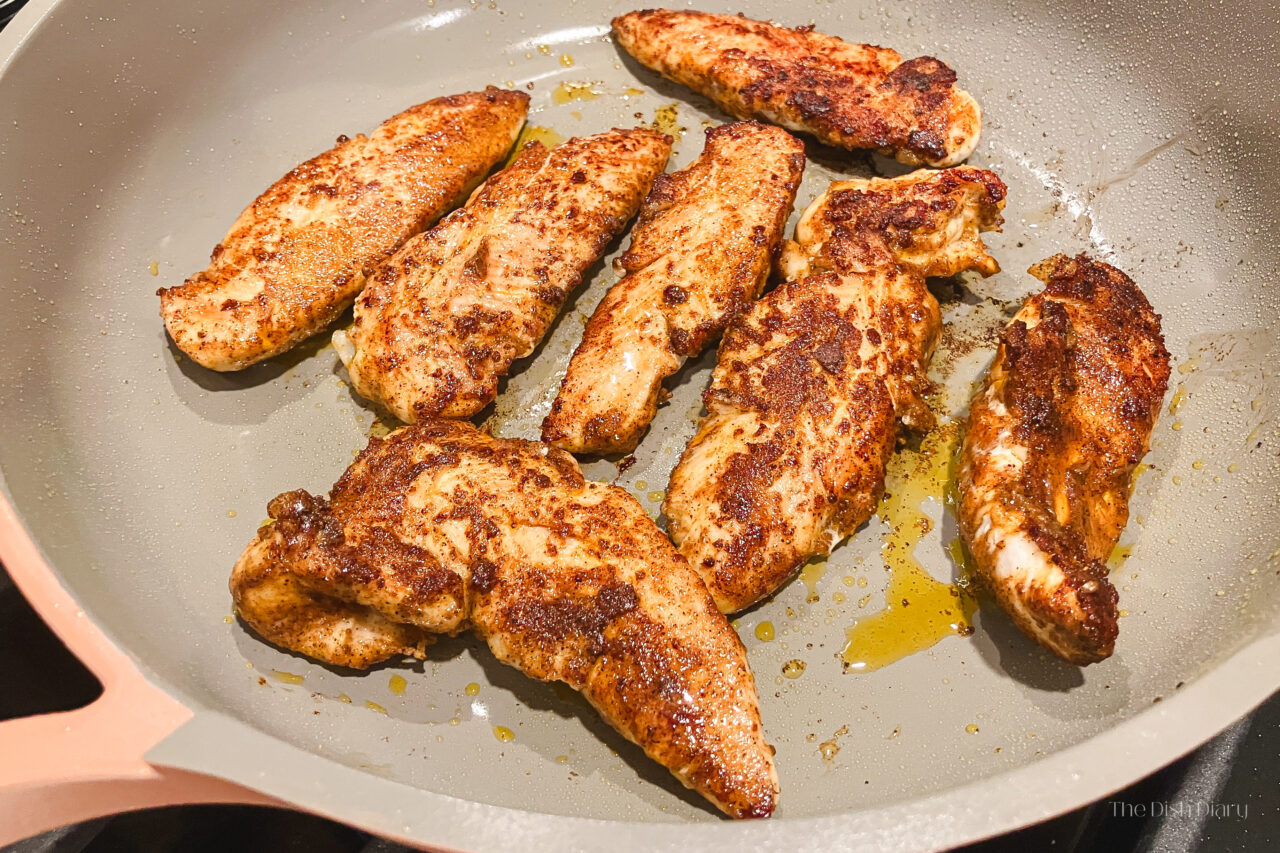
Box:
[649,104,685,140]
[1107,543,1134,571]
[551,81,600,104]
[799,558,827,604]
[841,423,975,673]
[270,669,305,685]
[506,125,565,164]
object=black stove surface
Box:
[1,563,1275,852]
[0,0,26,32]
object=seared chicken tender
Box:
[542,122,804,454]
[159,88,529,370]
[612,9,982,167]
[230,420,777,819]
[957,255,1170,665]
[665,168,1006,613]
[231,529,434,669]
[334,129,672,422]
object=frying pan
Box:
[0,0,1277,849]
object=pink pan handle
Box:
[0,499,277,845]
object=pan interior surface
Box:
[1,0,1277,827]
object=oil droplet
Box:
[1171,421,1184,431]
[648,490,665,503]
[226,509,237,518]
[223,615,233,623]
[555,754,569,764]
[965,723,980,734]
[389,674,407,695]
[1119,609,1130,617]
[1107,544,1133,571]
[271,669,305,685]
[536,44,551,55]
[650,104,684,139]
[754,621,775,642]
[842,575,855,587]
[635,480,648,491]
[1192,460,1205,470]
[368,414,399,439]
[559,54,575,67]
[622,87,645,97]
[551,81,599,104]
[1128,462,1150,497]
[449,717,460,726]
[842,424,975,673]
[337,693,352,703]
[782,659,807,679]
[818,740,840,760]
[464,682,481,696]
[493,725,515,742]
[799,558,826,603]
[148,260,159,276]
[832,592,846,604]
[366,700,388,715]
[1168,386,1187,415]
[507,125,565,164]
[1172,474,1184,485]
[1227,463,1239,473]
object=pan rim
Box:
[1,1,1278,849]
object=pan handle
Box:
[0,678,277,845]
[0,500,277,845]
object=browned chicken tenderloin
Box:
[159,88,529,371]
[957,255,1170,665]
[542,122,804,454]
[664,168,1006,613]
[230,420,777,819]
[612,9,982,167]
[334,129,672,422]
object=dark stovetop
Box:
[0,0,26,32]
[1,563,1275,853]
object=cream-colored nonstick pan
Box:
[0,0,1276,849]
